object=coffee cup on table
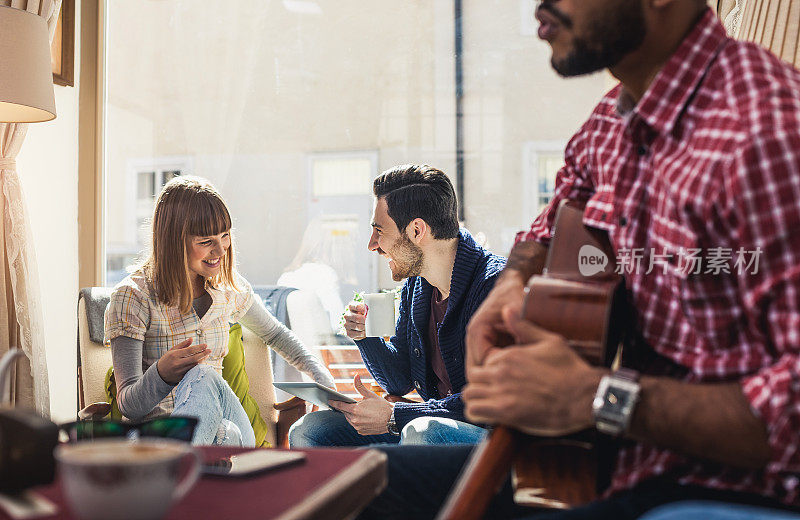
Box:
[55,439,200,520]
[363,292,396,338]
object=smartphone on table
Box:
[202,449,306,477]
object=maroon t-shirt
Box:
[427,287,452,398]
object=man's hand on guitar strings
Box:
[465,273,526,369]
[463,302,605,436]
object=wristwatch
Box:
[592,368,641,436]
[387,406,400,436]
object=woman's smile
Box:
[203,257,221,268]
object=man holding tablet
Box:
[288,164,505,447]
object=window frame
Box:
[521,139,568,225]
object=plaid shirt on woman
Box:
[104,269,254,417]
[518,9,800,506]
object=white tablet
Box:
[273,382,357,409]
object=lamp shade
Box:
[0,5,57,123]
[737,0,800,68]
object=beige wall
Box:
[16,2,82,422]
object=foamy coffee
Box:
[56,439,200,520]
[60,442,181,464]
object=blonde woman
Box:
[104,177,335,446]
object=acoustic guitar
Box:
[437,200,627,519]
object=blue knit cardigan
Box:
[355,229,506,430]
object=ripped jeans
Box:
[172,364,255,447]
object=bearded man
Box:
[289,164,506,447]
[357,0,800,519]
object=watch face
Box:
[604,387,632,415]
[593,375,640,435]
[594,376,640,418]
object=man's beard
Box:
[552,2,647,77]
[389,234,424,281]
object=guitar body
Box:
[438,201,626,519]
[513,274,624,509]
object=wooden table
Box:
[0,447,387,520]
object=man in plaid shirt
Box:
[359,1,800,519]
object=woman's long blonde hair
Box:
[143,176,238,314]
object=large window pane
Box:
[103,0,609,303]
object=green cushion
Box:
[104,324,270,447]
[104,366,122,420]
[222,323,271,447]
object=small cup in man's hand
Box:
[362,293,395,338]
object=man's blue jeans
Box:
[288,409,486,447]
[641,501,800,520]
[172,364,256,447]
[356,444,799,520]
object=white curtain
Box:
[715,0,744,35]
[0,0,61,415]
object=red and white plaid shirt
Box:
[519,9,800,506]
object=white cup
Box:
[363,292,396,338]
[55,439,200,520]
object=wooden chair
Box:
[77,288,306,447]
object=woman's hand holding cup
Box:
[344,302,367,341]
[157,338,210,384]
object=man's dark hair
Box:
[373,164,459,239]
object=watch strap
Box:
[614,367,639,382]
[387,406,400,436]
